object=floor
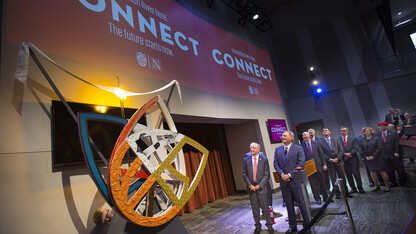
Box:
[179,161,416,234]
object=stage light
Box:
[253,14,259,20]
[309,66,314,71]
[114,88,127,99]
[96,106,107,113]
[312,80,318,85]
[316,88,322,93]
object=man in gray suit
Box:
[274,131,309,233]
[320,128,353,199]
[242,142,274,234]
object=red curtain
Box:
[174,123,236,214]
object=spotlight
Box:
[309,66,314,71]
[312,80,318,85]
[253,14,259,20]
[316,88,322,93]
[114,88,127,99]
[96,106,107,113]
[312,86,325,99]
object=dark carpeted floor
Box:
[179,161,416,234]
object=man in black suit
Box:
[339,126,365,194]
[308,128,324,142]
[320,128,352,199]
[375,122,408,187]
[242,142,274,234]
[301,131,328,204]
[356,126,375,187]
[274,131,309,233]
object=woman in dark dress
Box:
[360,127,390,192]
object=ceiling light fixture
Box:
[253,14,259,20]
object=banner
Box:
[6,0,282,104]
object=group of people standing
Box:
[243,121,409,234]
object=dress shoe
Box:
[286,227,297,233]
[358,189,366,194]
[369,182,375,187]
[336,194,341,199]
[268,226,275,233]
[349,189,357,194]
[316,198,322,205]
[254,227,261,234]
[346,193,353,198]
[282,202,286,207]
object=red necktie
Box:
[343,137,347,147]
[383,132,387,143]
[253,157,257,183]
[307,142,312,154]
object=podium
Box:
[272,159,317,183]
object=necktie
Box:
[307,142,312,154]
[383,132,387,143]
[284,147,288,160]
[253,157,257,183]
[327,138,332,150]
[343,137,347,147]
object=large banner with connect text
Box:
[5,0,282,104]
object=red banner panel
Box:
[6,0,282,104]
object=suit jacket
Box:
[339,135,359,164]
[273,144,305,188]
[301,140,326,172]
[385,113,395,124]
[313,136,324,142]
[356,134,365,160]
[242,152,270,191]
[374,130,399,160]
[359,136,382,159]
[320,137,344,166]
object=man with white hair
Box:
[243,142,274,234]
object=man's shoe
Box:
[336,194,341,199]
[316,198,322,205]
[369,182,375,187]
[282,202,286,207]
[286,227,297,234]
[346,193,353,198]
[349,189,357,194]
[268,226,275,233]
[254,227,261,234]
[358,188,366,194]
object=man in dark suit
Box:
[375,122,408,187]
[242,142,274,234]
[308,128,329,192]
[320,128,352,199]
[356,126,375,187]
[301,131,328,204]
[274,131,309,233]
[385,108,395,124]
[339,126,365,194]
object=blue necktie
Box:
[326,138,332,150]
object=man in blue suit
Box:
[274,131,309,233]
[243,142,274,234]
[301,131,328,205]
